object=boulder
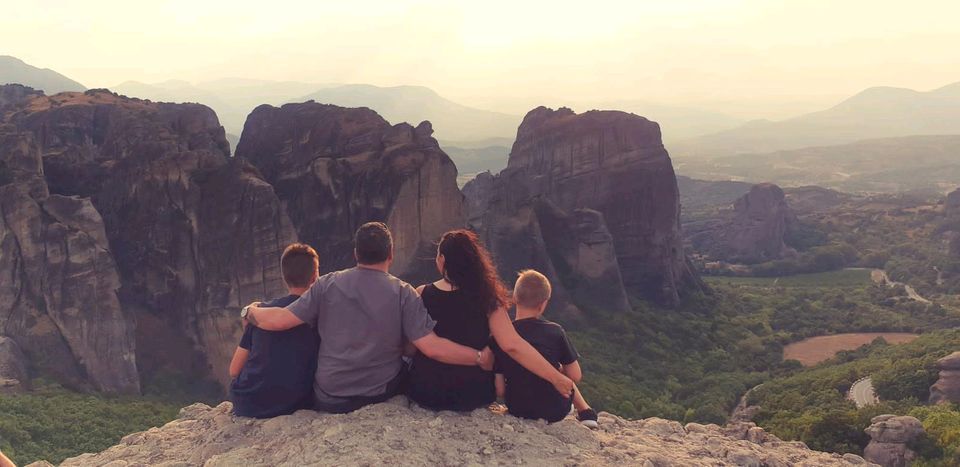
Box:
[863,415,924,467]
[56,399,871,466]
[0,336,28,392]
[929,351,960,404]
[466,107,699,307]
[0,86,296,390]
[236,102,464,281]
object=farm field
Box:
[782,332,920,366]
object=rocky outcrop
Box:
[946,188,960,219]
[236,102,464,280]
[0,86,296,390]
[56,399,872,466]
[929,351,960,404]
[0,336,28,392]
[466,107,697,307]
[691,183,798,264]
[863,415,925,467]
[0,123,138,393]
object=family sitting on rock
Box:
[230,222,599,427]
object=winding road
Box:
[848,377,879,408]
[870,269,931,304]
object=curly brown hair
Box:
[437,229,510,315]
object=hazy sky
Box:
[5,0,960,118]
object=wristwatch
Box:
[241,305,251,321]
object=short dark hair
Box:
[281,243,319,288]
[355,222,393,265]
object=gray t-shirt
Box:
[288,267,435,403]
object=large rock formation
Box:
[235,102,464,280]
[0,85,296,390]
[946,188,960,219]
[0,114,137,393]
[690,183,798,264]
[53,399,871,466]
[465,107,697,308]
[863,415,925,467]
[929,351,960,404]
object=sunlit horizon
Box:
[4,0,960,119]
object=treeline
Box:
[567,279,959,424]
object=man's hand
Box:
[552,373,575,397]
[478,346,494,371]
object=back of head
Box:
[355,222,393,265]
[513,270,552,311]
[281,243,320,288]
[438,229,509,315]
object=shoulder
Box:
[534,318,567,335]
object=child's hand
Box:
[551,373,575,396]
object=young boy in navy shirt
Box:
[492,270,599,428]
[229,243,321,418]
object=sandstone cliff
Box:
[689,183,798,264]
[235,102,464,280]
[52,398,873,466]
[0,85,296,390]
[465,107,697,308]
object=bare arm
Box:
[0,449,15,467]
[247,304,304,331]
[561,360,582,383]
[229,347,250,379]
[489,308,574,396]
[412,332,491,367]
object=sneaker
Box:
[577,408,599,429]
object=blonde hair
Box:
[513,270,552,309]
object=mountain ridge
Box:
[0,56,86,94]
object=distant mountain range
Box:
[0,55,85,94]
[112,80,520,144]
[673,81,960,158]
[676,134,960,194]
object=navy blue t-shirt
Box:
[491,317,578,423]
[230,294,319,418]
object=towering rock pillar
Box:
[236,102,465,281]
[466,107,698,308]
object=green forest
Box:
[749,330,960,465]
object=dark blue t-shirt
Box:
[230,295,319,418]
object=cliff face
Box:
[235,102,464,280]
[466,107,696,308]
[689,183,798,264]
[0,86,296,390]
[54,399,872,466]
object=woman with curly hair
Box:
[406,229,573,411]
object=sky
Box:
[4,0,960,118]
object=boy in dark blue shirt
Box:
[492,270,599,428]
[229,243,321,418]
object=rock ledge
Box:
[54,398,872,466]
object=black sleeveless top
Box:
[406,284,496,411]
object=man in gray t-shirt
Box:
[244,222,492,413]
